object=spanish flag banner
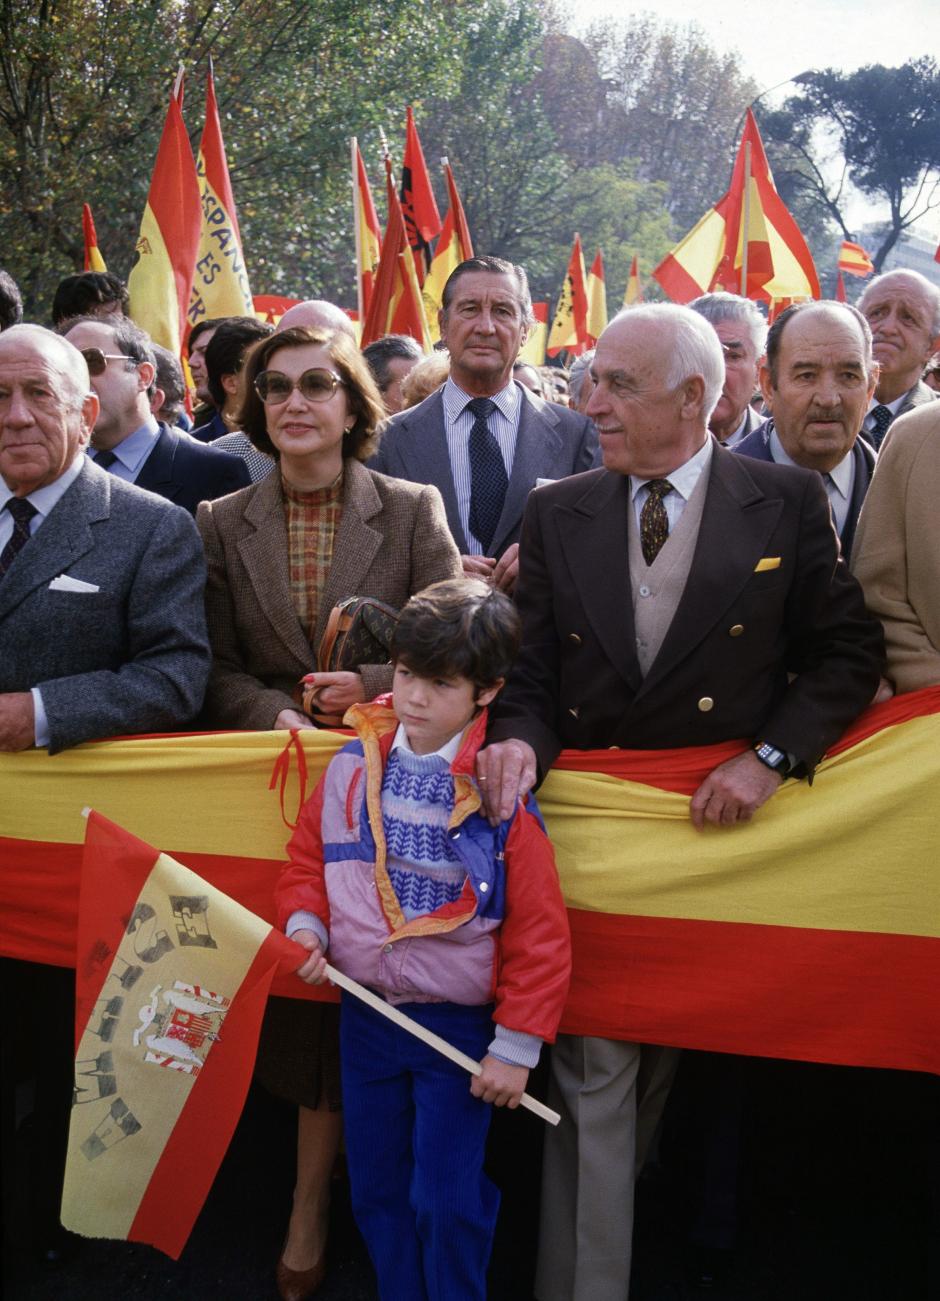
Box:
[547,233,590,358]
[623,253,642,306]
[187,61,254,338]
[82,204,107,273]
[517,302,548,367]
[60,812,301,1258]
[585,248,608,344]
[837,240,875,278]
[423,157,474,343]
[127,84,202,354]
[1,692,938,1079]
[360,153,431,350]
[399,106,442,286]
[352,138,382,320]
[653,109,819,305]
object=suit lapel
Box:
[134,424,181,502]
[398,392,467,552]
[237,473,313,667]
[840,438,874,561]
[555,471,641,691]
[313,461,384,650]
[0,460,104,624]
[490,386,561,557]
[640,447,783,697]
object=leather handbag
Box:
[295,595,400,724]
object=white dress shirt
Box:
[629,437,713,531]
[441,378,522,554]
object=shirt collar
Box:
[92,415,160,473]
[391,722,463,764]
[721,408,751,448]
[442,376,519,426]
[769,427,854,498]
[0,451,85,518]
[630,436,713,502]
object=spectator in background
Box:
[401,351,451,409]
[363,334,424,414]
[923,351,940,394]
[276,299,356,340]
[542,365,569,406]
[858,268,940,447]
[567,349,595,414]
[188,317,226,442]
[205,316,277,483]
[0,270,23,330]
[50,271,128,327]
[690,291,766,447]
[150,343,192,430]
[512,360,547,397]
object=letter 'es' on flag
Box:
[82,204,107,273]
[61,813,302,1259]
[128,86,202,355]
[837,240,875,278]
[423,158,474,343]
[547,234,590,357]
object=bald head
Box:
[858,269,940,402]
[276,300,356,339]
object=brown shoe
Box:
[275,1246,326,1301]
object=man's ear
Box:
[475,677,505,709]
[221,371,240,399]
[79,392,99,444]
[679,374,705,421]
[758,362,775,410]
[137,361,156,393]
[866,361,879,404]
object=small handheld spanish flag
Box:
[836,240,875,278]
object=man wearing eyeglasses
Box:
[62,314,249,514]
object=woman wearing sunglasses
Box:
[196,325,460,1300]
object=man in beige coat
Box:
[852,401,940,692]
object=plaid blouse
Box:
[282,472,344,642]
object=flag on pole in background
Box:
[518,302,548,367]
[360,151,431,350]
[423,158,474,342]
[835,270,847,302]
[652,109,819,305]
[82,204,107,273]
[547,234,590,357]
[127,82,202,355]
[187,61,253,339]
[352,139,382,320]
[586,248,608,344]
[836,240,875,278]
[623,254,642,306]
[399,107,442,287]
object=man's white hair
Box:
[858,268,940,337]
[0,323,91,409]
[610,303,726,421]
[688,291,768,358]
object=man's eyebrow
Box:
[721,338,746,351]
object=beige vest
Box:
[628,472,709,677]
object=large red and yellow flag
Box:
[837,239,875,278]
[360,154,431,351]
[60,813,304,1258]
[653,108,819,305]
[127,84,202,354]
[423,158,474,343]
[547,234,590,357]
[586,248,608,344]
[623,253,642,306]
[399,107,442,287]
[82,204,107,273]
[186,62,253,339]
[352,139,382,320]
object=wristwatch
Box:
[752,741,790,775]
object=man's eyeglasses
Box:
[80,348,140,377]
[254,369,345,405]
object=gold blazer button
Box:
[569,632,582,645]
[698,696,715,712]
[568,706,580,719]
[729,624,744,637]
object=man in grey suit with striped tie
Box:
[370,256,599,593]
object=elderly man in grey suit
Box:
[689,291,766,447]
[858,268,939,448]
[369,255,599,593]
[0,324,210,753]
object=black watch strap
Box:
[753,741,789,774]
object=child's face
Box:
[392,663,502,756]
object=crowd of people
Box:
[1,252,938,1300]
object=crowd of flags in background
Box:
[80,73,940,375]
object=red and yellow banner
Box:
[352,139,382,320]
[82,203,107,273]
[423,158,474,343]
[360,154,431,350]
[517,302,548,367]
[585,248,608,345]
[2,691,938,1077]
[837,239,875,277]
[547,233,590,358]
[623,253,642,306]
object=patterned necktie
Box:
[869,404,893,451]
[0,497,38,580]
[467,397,508,554]
[94,449,119,470]
[640,478,673,565]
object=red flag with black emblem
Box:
[399,107,442,287]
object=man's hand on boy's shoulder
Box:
[292,928,329,985]
[471,1055,530,1109]
[476,738,538,824]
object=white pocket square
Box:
[535,477,558,489]
[48,574,100,593]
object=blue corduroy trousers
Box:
[340,994,500,1301]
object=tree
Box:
[759,60,940,269]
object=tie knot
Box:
[467,397,496,421]
[6,497,37,526]
[94,449,118,469]
[645,478,673,501]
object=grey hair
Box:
[858,268,940,337]
[610,303,726,421]
[567,349,595,405]
[0,323,91,409]
[688,291,767,357]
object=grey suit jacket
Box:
[0,458,210,752]
[196,458,462,729]
[369,382,600,557]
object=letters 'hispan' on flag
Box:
[623,254,642,306]
[653,108,819,305]
[352,139,382,320]
[82,204,107,273]
[61,813,303,1259]
[547,234,590,357]
[518,302,548,367]
[186,61,253,340]
[127,84,202,355]
[586,249,608,344]
[360,153,431,351]
[399,107,442,287]
[422,157,474,343]
[837,240,875,278]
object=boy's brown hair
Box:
[391,578,521,693]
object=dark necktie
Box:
[467,397,508,554]
[94,450,119,470]
[869,405,893,450]
[640,478,673,565]
[0,497,38,580]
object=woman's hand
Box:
[275,708,316,730]
[305,671,366,717]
